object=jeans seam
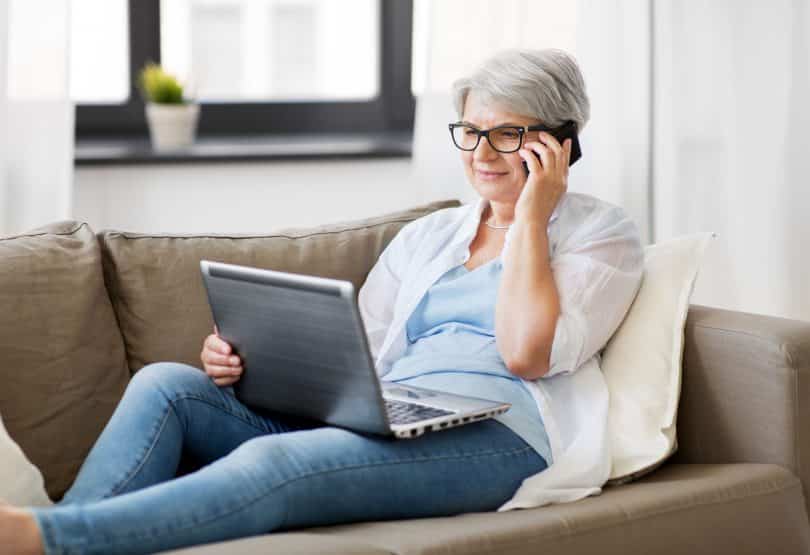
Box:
[79,444,538,549]
[107,393,269,498]
[106,404,174,498]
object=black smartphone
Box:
[522,120,582,175]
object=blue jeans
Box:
[29,362,547,555]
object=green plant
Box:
[138,62,186,104]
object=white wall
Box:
[0,2,7,226]
[73,158,450,233]
[574,0,652,244]
[1,0,74,235]
[653,0,810,322]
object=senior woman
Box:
[0,49,643,555]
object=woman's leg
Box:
[59,362,317,505]
[28,419,546,555]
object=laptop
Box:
[199,260,510,439]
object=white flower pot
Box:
[145,103,200,151]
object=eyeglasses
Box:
[448,122,560,154]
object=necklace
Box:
[482,205,512,229]
[483,219,511,230]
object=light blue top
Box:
[384,256,553,465]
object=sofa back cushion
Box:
[0,221,130,500]
[98,200,460,373]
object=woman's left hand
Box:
[515,133,572,227]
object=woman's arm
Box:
[495,133,570,380]
[496,134,643,381]
[496,221,560,380]
[499,205,645,381]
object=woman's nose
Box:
[473,136,499,160]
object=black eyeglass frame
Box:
[448,122,573,153]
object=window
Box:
[161,0,379,102]
[74,0,414,138]
[70,0,129,104]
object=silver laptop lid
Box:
[200,260,392,436]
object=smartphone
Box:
[522,121,582,175]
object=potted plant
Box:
[138,62,199,151]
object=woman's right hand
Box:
[201,329,243,387]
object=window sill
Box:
[74,131,412,166]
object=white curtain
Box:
[415,0,810,321]
[572,0,653,245]
[0,0,73,235]
[0,2,7,225]
[652,0,810,321]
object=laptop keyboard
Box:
[384,398,454,425]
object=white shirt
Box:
[358,192,644,510]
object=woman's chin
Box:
[472,179,518,199]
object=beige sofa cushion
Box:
[311,464,809,555]
[161,533,391,555]
[0,221,130,500]
[98,200,461,373]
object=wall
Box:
[1,0,74,235]
[652,0,810,322]
[73,158,451,233]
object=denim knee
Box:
[128,362,212,401]
[216,434,291,489]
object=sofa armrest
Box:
[672,304,810,510]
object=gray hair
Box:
[452,49,590,132]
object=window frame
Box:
[75,0,414,139]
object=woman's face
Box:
[459,91,544,206]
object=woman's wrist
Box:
[513,213,552,235]
[507,218,551,265]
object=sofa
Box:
[2,198,810,554]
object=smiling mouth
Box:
[476,170,508,177]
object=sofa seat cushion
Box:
[157,532,391,555]
[0,221,130,500]
[98,200,460,373]
[307,464,809,555]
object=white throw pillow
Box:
[0,412,53,506]
[602,232,715,484]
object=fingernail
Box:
[230,356,239,365]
